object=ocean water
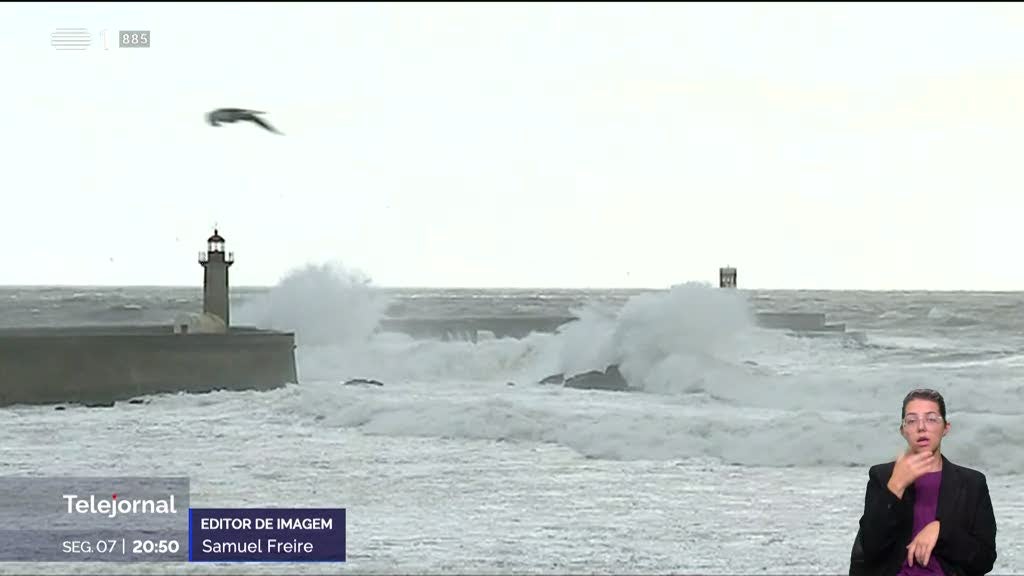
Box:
[1,265,1023,574]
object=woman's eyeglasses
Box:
[902,413,944,428]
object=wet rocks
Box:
[343,378,384,387]
[538,373,565,385]
[563,364,631,392]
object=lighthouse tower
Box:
[719,266,737,288]
[198,229,234,326]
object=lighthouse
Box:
[198,229,234,326]
[719,266,737,288]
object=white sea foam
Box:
[232,261,390,347]
[216,268,1023,473]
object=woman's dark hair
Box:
[901,388,947,421]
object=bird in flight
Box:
[206,108,283,134]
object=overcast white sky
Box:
[1,2,1023,290]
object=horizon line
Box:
[0,283,1021,294]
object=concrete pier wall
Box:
[754,312,828,330]
[377,311,847,342]
[0,326,297,407]
[377,316,574,341]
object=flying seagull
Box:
[206,108,282,134]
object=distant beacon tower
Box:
[198,229,234,326]
[719,266,737,288]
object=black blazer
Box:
[849,455,997,576]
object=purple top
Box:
[898,470,945,576]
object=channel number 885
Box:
[120,31,150,47]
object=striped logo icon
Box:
[51,28,91,50]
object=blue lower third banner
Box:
[0,476,189,562]
[189,508,345,562]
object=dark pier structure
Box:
[0,231,298,407]
[377,266,850,343]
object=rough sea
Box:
[1,265,1022,574]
